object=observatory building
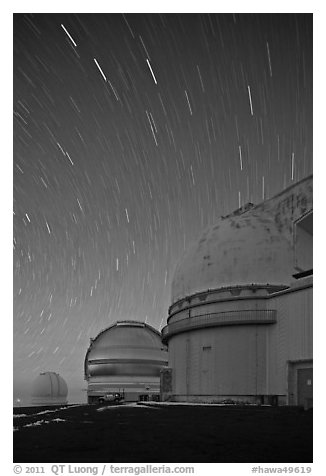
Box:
[31,372,68,406]
[84,320,168,403]
[161,175,312,407]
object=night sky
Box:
[13,13,312,403]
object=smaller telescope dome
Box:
[31,372,68,406]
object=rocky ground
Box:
[13,403,313,463]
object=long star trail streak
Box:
[149,112,157,133]
[45,221,51,235]
[66,151,74,166]
[266,41,273,77]
[93,58,107,82]
[139,36,150,60]
[190,164,195,185]
[40,177,48,188]
[185,90,193,115]
[146,59,157,85]
[146,110,158,146]
[291,152,295,180]
[247,85,254,116]
[158,93,167,116]
[61,24,77,47]
[108,80,119,101]
[239,145,243,170]
[196,65,205,92]
[122,13,135,38]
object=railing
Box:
[162,309,276,343]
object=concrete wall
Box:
[166,279,312,404]
[266,279,312,402]
[168,324,268,399]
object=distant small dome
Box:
[31,372,68,405]
[172,209,293,303]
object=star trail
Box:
[13,13,312,403]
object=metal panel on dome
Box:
[116,321,145,327]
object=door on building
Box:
[201,346,212,394]
[297,368,313,408]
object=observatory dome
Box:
[172,208,293,303]
[31,372,68,406]
[84,320,167,380]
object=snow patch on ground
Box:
[34,404,82,416]
[24,419,49,427]
[13,404,83,419]
[96,404,123,411]
[137,401,271,407]
[14,417,68,430]
[97,402,161,412]
[96,401,263,411]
